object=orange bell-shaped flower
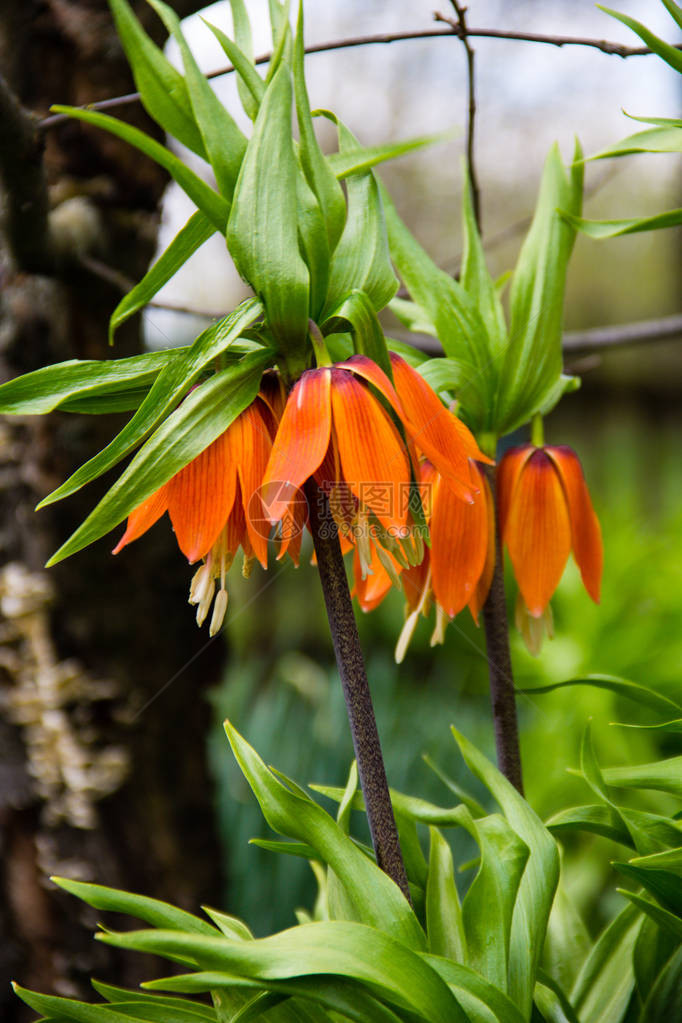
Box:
[498,444,603,624]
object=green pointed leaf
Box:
[633,914,681,1001]
[661,0,682,30]
[295,168,329,322]
[517,674,681,715]
[619,889,682,942]
[13,986,149,1023]
[108,0,206,157]
[640,945,682,1023]
[294,17,345,254]
[91,981,215,1019]
[38,298,263,508]
[497,141,583,434]
[534,972,581,1023]
[614,848,682,916]
[311,783,473,830]
[52,876,217,934]
[50,106,229,231]
[563,208,682,238]
[249,839,318,860]
[421,753,488,818]
[224,722,426,952]
[148,0,247,201]
[0,349,176,415]
[603,757,682,797]
[569,904,640,1023]
[537,372,580,417]
[323,119,398,317]
[542,880,592,998]
[461,811,529,993]
[460,162,507,360]
[546,803,633,846]
[47,349,270,564]
[420,956,527,1023]
[227,64,309,359]
[385,337,429,368]
[100,922,464,1023]
[203,21,264,122]
[109,210,216,343]
[452,728,559,1019]
[591,124,682,159]
[323,290,392,380]
[389,297,438,338]
[418,357,469,397]
[327,130,449,180]
[381,183,487,425]
[152,971,409,1023]
[425,827,466,962]
[598,5,682,72]
[202,908,254,941]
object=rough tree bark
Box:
[0,3,224,1017]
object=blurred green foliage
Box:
[208,400,682,936]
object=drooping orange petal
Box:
[352,547,396,612]
[276,493,308,565]
[167,431,237,563]
[330,369,410,534]
[112,484,169,554]
[547,445,603,603]
[496,445,535,536]
[504,449,571,617]
[402,551,430,613]
[335,355,407,420]
[430,469,489,618]
[230,402,272,569]
[224,479,249,557]
[468,465,495,624]
[262,369,332,523]
[389,353,489,502]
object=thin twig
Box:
[38,26,676,129]
[562,312,682,353]
[304,479,411,902]
[449,2,480,227]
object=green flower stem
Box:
[481,464,524,794]
[304,478,412,902]
[531,413,545,447]
[308,319,332,368]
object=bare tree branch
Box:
[562,313,682,354]
[448,1,480,228]
[39,24,677,129]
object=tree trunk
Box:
[0,3,224,1017]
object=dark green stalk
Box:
[304,479,411,902]
[481,464,524,794]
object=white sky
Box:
[143,0,681,349]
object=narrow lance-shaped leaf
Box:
[328,131,451,180]
[226,0,261,119]
[47,349,271,565]
[563,208,682,238]
[99,922,466,1023]
[149,0,247,201]
[39,297,263,508]
[517,673,681,715]
[322,115,398,317]
[452,728,560,1018]
[109,210,216,343]
[380,182,488,427]
[603,756,682,797]
[50,106,229,232]
[0,349,178,415]
[460,159,507,361]
[497,140,583,434]
[294,6,346,254]
[51,876,218,934]
[227,63,310,362]
[295,160,330,322]
[202,19,265,118]
[224,721,426,952]
[569,904,641,1023]
[425,826,467,963]
[590,123,682,159]
[599,4,682,73]
[108,0,206,157]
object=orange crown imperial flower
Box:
[262,353,490,571]
[497,443,603,652]
[353,459,495,662]
[113,394,280,636]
